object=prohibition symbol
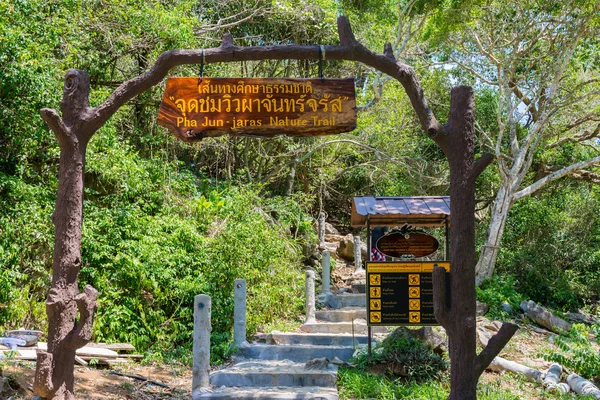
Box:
[408,287,420,298]
[408,274,420,285]
[409,312,421,323]
[370,312,382,323]
[370,287,381,298]
[370,299,381,310]
[409,299,420,310]
[369,274,381,285]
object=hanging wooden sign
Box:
[376,231,440,258]
[157,77,356,142]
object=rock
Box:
[501,302,513,313]
[520,300,571,333]
[338,234,367,261]
[476,326,495,347]
[324,233,345,243]
[385,326,447,355]
[305,357,330,370]
[324,222,339,235]
[476,301,489,315]
[564,311,598,325]
[319,241,339,255]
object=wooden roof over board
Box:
[351,196,450,228]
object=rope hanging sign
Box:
[157,77,356,142]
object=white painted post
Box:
[321,250,331,295]
[354,235,362,272]
[305,270,316,323]
[234,278,247,346]
[318,212,326,246]
[193,294,211,396]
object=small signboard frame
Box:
[366,261,450,327]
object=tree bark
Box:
[432,87,518,400]
[475,185,514,285]
[34,70,98,400]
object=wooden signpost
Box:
[157,77,356,142]
[366,261,450,326]
[376,231,439,258]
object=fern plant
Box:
[542,323,600,379]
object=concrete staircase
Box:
[196,291,371,400]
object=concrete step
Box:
[210,360,336,388]
[240,343,355,363]
[300,321,387,335]
[351,283,365,293]
[261,332,369,347]
[321,293,365,309]
[194,386,338,400]
[315,307,366,322]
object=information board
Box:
[366,262,450,326]
[157,77,356,142]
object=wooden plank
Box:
[80,354,143,360]
[87,343,136,352]
[1,349,37,360]
[38,343,119,358]
[158,77,356,142]
[75,356,88,366]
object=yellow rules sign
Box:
[366,262,450,326]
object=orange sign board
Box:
[157,77,356,142]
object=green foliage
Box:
[338,367,531,399]
[495,184,600,310]
[476,275,524,319]
[80,134,307,360]
[543,323,600,379]
[338,367,449,400]
[352,329,447,383]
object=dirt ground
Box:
[1,362,192,400]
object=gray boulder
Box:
[520,300,571,333]
[337,234,367,261]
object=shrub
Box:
[353,329,447,382]
[476,275,524,320]
[542,323,600,379]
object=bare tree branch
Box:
[82,17,442,138]
[514,155,600,200]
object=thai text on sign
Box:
[157,77,357,142]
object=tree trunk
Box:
[475,184,514,285]
[432,87,518,400]
[34,70,98,400]
[285,158,298,196]
[444,87,478,400]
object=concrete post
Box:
[321,250,331,295]
[354,235,362,272]
[193,294,211,395]
[318,212,326,246]
[305,270,316,323]
[234,278,247,346]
